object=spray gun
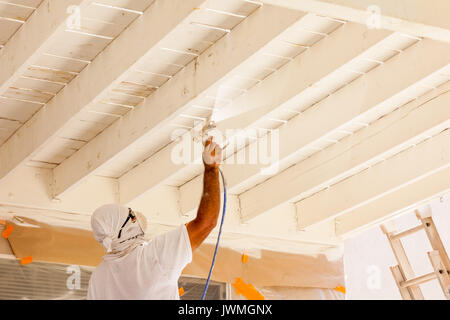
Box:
[201,118,217,145]
[200,116,230,153]
[191,116,216,147]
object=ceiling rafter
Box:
[118,22,393,204]
[180,40,450,217]
[260,0,450,43]
[0,0,209,182]
[51,4,307,197]
[0,0,93,94]
[238,82,450,223]
[335,166,450,238]
[296,128,450,229]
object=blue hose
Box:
[201,168,227,300]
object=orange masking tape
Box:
[1,224,14,239]
[232,277,247,296]
[242,254,249,264]
[21,256,33,265]
[178,287,185,297]
[232,277,264,300]
[246,283,265,300]
[334,286,346,294]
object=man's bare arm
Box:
[186,139,222,251]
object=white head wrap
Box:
[91,204,148,259]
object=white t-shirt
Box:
[87,225,192,300]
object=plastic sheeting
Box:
[231,286,345,300]
[5,216,345,299]
[185,244,345,289]
[6,216,105,266]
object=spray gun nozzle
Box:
[202,120,217,144]
[202,120,216,134]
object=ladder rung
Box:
[391,225,424,241]
[400,272,437,288]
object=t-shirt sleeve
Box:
[151,225,193,281]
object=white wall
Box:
[344,195,450,300]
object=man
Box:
[87,138,223,300]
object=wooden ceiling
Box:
[0,0,448,255]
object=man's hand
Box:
[202,137,222,170]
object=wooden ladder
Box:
[381,208,450,300]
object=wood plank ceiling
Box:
[0,0,448,256]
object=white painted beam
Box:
[0,164,179,226]
[121,23,393,204]
[0,0,209,181]
[0,0,92,94]
[296,128,450,229]
[261,0,450,43]
[54,4,307,198]
[0,165,340,254]
[0,166,118,216]
[334,167,450,239]
[182,40,450,216]
[132,192,341,250]
[238,81,450,222]
[214,23,392,128]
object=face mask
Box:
[109,208,146,258]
